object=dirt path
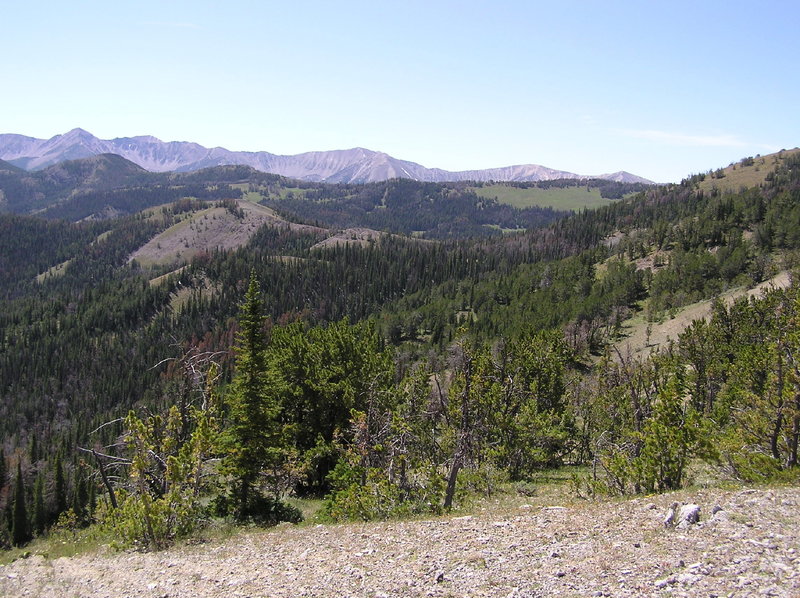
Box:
[2,486,798,597]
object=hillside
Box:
[1,485,797,597]
[614,270,792,358]
[1,146,800,565]
[0,153,154,213]
[0,128,654,184]
[0,156,579,238]
[129,200,322,268]
[694,148,800,194]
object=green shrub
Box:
[212,492,302,526]
[321,460,444,522]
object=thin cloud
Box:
[620,129,748,148]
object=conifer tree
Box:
[54,453,67,517]
[28,434,38,464]
[11,462,30,547]
[0,448,6,494]
[33,472,46,536]
[88,480,97,519]
[72,468,88,524]
[223,271,281,519]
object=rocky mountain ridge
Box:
[0,129,653,185]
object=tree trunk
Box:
[770,352,785,462]
[443,453,462,510]
[92,450,118,509]
[789,404,799,468]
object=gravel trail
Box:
[2,486,798,597]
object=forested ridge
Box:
[1,149,799,549]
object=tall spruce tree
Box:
[72,468,88,524]
[54,453,67,518]
[0,448,6,494]
[11,462,30,547]
[223,271,281,519]
[33,472,46,536]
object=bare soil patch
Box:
[2,486,798,597]
[130,200,321,267]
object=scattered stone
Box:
[676,572,700,585]
[663,501,680,527]
[711,509,730,523]
[676,503,701,529]
[654,575,675,588]
[2,486,800,598]
[712,504,724,515]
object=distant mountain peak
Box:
[0,129,654,185]
[63,127,92,137]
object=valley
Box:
[0,145,798,598]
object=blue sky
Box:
[2,0,798,182]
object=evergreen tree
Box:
[28,434,38,464]
[72,468,88,524]
[11,462,30,547]
[33,472,46,536]
[88,479,97,520]
[0,448,6,494]
[222,271,281,519]
[54,453,67,517]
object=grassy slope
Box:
[696,148,800,194]
[614,271,791,359]
[129,200,318,268]
[231,183,309,203]
[472,184,615,211]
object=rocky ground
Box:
[1,485,798,597]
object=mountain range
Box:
[0,128,653,185]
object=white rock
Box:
[678,503,701,525]
[676,572,700,585]
[654,576,675,588]
[663,501,680,527]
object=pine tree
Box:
[28,434,39,464]
[223,271,281,519]
[72,468,88,524]
[54,453,67,517]
[33,472,46,536]
[0,448,6,494]
[11,462,30,547]
[88,479,97,519]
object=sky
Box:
[2,0,798,183]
